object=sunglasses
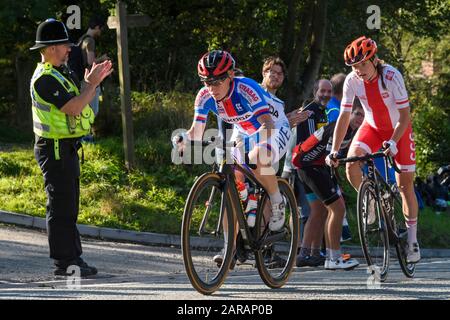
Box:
[202,76,228,87]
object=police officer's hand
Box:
[84,60,113,87]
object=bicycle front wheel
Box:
[357,179,389,282]
[254,177,299,288]
[181,172,235,295]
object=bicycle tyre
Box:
[254,177,299,288]
[357,179,390,282]
[181,172,235,295]
[391,193,416,278]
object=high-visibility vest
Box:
[31,62,95,139]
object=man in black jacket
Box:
[292,100,364,269]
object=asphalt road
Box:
[1,224,450,300]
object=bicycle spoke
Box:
[357,181,389,282]
[255,178,299,288]
[182,173,234,295]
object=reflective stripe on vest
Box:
[30,62,95,139]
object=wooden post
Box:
[114,1,134,170]
[108,1,150,170]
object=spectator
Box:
[290,79,332,267]
[293,101,364,269]
[326,73,346,123]
[79,15,108,117]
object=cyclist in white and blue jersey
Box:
[174,50,291,232]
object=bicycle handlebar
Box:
[174,135,255,167]
[336,151,385,164]
[175,135,236,147]
[335,151,402,174]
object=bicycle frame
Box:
[337,151,405,246]
[181,137,300,294]
[364,156,403,241]
[198,158,287,253]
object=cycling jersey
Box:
[194,77,290,163]
[264,90,287,124]
[292,122,356,169]
[341,64,409,131]
[194,77,287,134]
[341,64,416,172]
[292,121,353,206]
[295,101,328,144]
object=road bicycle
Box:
[336,151,415,282]
[179,137,299,295]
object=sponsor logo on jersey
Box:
[239,83,260,103]
[382,92,390,98]
[221,112,252,123]
[195,88,210,106]
[274,125,291,152]
[235,103,243,112]
[386,70,395,81]
[302,144,326,161]
[268,104,279,118]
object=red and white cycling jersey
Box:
[341,64,416,172]
[341,64,409,131]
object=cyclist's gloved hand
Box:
[325,151,339,167]
[172,132,189,155]
[382,139,398,156]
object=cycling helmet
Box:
[344,36,377,66]
[197,50,235,81]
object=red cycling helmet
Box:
[197,50,235,81]
[344,36,377,66]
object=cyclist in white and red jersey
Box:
[326,36,420,263]
[174,50,291,232]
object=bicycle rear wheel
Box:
[357,179,389,282]
[254,178,299,288]
[181,172,235,295]
[390,190,416,278]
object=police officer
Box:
[30,19,113,277]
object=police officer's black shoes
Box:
[54,258,98,277]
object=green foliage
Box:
[417,207,450,248]
[132,91,195,138]
[413,103,450,177]
[0,135,197,233]
[0,156,31,177]
[0,98,211,234]
[0,120,33,143]
[0,1,449,241]
[0,83,449,245]
[0,147,36,176]
[402,33,450,177]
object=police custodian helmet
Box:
[30,18,73,50]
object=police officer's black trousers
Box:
[34,137,82,267]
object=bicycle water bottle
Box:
[246,193,258,227]
[237,181,248,203]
